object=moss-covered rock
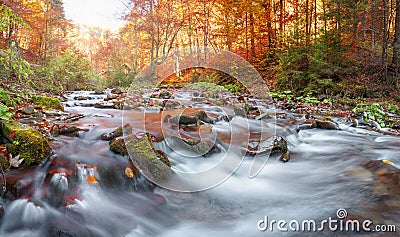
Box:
[1,120,51,166]
[32,95,64,111]
[125,134,172,181]
[109,137,128,156]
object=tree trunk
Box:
[393,0,400,64]
[249,11,256,58]
[382,0,388,81]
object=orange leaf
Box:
[85,175,99,184]
[382,159,394,165]
[125,167,134,178]
[10,130,16,138]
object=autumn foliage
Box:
[0,0,399,98]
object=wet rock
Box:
[272,136,290,162]
[348,166,373,180]
[255,113,272,120]
[104,93,118,101]
[233,105,249,118]
[48,217,95,237]
[113,99,125,110]
[124,133,172,181]
[392,123,400,129]
[165,136,217,157]
[243,136,290,162]
[100,124,132,141]
[109,137,128,156]
[0,167,37,199]
[58,126,82,137]
[194,110,214,124]
[167,114,198,126]
[191,97,204,102]
[0,204,4,220]
[311,120,338,130]
[363,160,400,196]
[74,96,87,100]
[1,120,51,166]
[111,88,122,94]
[164,100,181,110]
[94,102,115,109]
[159,90,172,99]
[93,90,105,95]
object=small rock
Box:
[111,88,122,94]
[58,126,82,137]
[233,106,247,118]
[100,124,132,141]
[159,91,172,99]
[74,96,87,101]
[21,106,35,115]
[168,114,198,125]
[93,90,105,95]
[94,102,115,109]
[194,111,214,124]
[311,120,338,130]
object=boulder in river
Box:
[100,124,132,141]
[50,125,87,137]
[243,136,290,162]
[1,120,51,166]
[194,110,214,124]
[233,105,249,118]
[165,136,218,157]
[167,114,198,126]
[311,120,338,130]
[109,137,128,156]
[125,133,172,181]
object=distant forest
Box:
[1,0,400,98]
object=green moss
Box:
[109,137,128,156]
[125,134,171,181]
[32,95,64,111]
[0,88,15,107]
[1,120,51,166]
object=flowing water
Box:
[0,91,399,236]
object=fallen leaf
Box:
[9,154,24,168]
[85,175,98,184]
[125,167,134,178]
[10,130,16,138]
[382,159,394,165]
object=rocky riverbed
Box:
[0,87,399,236]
